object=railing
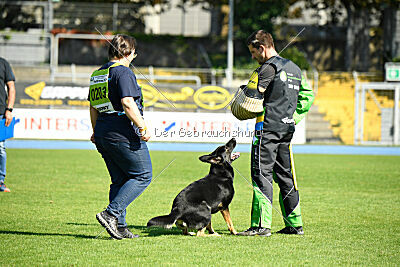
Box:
[353,71,400,145]
[52,64,202,86]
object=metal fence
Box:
[2,1,146,33]
[354,81,400,145]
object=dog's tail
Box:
[147,208,180,229]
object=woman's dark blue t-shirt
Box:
[90,62,144,143]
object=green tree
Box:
[181,0,294,38]
[0,3,37,31]
[304,0,399,71]
[180,0,300,68]
[280,46,311,70]
[233,0,292,40]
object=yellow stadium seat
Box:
[313,72,383,144]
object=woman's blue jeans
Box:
[95,137,152,227]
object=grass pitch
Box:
[0,148,399,265]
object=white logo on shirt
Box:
[282,117,295,124]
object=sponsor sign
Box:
[16,82,89,107]
[12,109,306,144]
[15,81,236,111]
[13,109,92,140]
[149,112,255,144]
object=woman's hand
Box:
[139,127,151,142]
[140,130,151,142]
[121,97,150,141]
[90,133,96,144]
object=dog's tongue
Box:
[231,152,240,160]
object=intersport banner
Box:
[12,109,306,144]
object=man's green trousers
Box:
[250,131,303,228]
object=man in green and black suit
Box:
[237,30,314,236]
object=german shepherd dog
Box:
[147,138,240,236]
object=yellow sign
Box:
[20,99,63,105]
[193,86,232,110]
[68,100,89,106]
[20,81,234,111]
[25,82,45,100]
[141,84,160,107]
[141,84,232,110]
[161,87,194,102]
[140,84,196,107]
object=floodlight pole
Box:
[227,0,234,88]
[113,3,118,32]
[48,0,53,31]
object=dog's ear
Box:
[199,155,223,165]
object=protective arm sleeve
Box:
[258,64,276,92]
[293,75,315,124]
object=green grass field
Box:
[0,149,399,265]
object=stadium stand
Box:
[313,72,384,144]
[312,72,355,144]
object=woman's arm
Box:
[121,97,150,141]
[90,105,99,130]
[89,106,99,143]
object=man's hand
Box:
[4,110,13,127]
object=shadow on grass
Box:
[0,227,234,240]
[10,222,223,238]
[128,225,235,237]
[133,225,184,237]
[66,222,97,226]
[0,230,108,240]
[60,223,185,238]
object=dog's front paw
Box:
[231,152,240,161]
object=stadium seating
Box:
[313,72,386,144]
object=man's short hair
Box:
[246,30,274,49]
[108,34,137,60]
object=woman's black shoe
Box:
[96,211,123,240]
[117,227,139,238]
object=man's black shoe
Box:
[237,227,271,236]
[276,226,304,235]
[118,227,139,239]
[96,210,123,240]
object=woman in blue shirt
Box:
[89,34,152,239]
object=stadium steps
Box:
[313,72,355,144]
[306,105,341,143]
[13,66,51,82]
[313,72,386,144]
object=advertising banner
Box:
[12,109,306,144]
[13,109,92,140]
[15,82,89,108]
[14,81,235,111]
